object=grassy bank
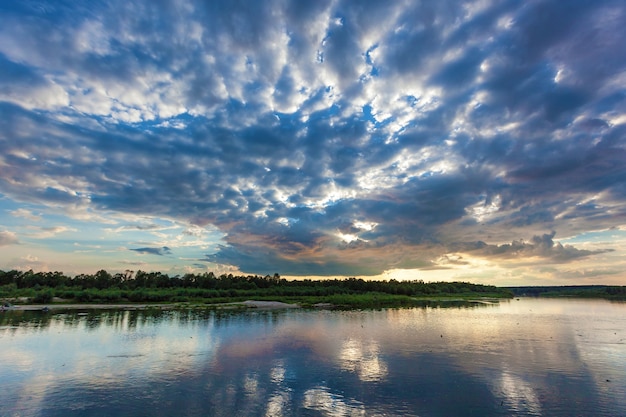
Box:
[1,287,511,309]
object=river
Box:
[1,298,625,416]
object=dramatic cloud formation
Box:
[449,232,613,263]
[1,0,625,285]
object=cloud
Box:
[129,246,172,256]
[10,208,42,222]
[26,226,76,239]
[453,232,614,263]
[0,0,625,278]
[0,230,19,246]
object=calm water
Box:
[1,298,625,417]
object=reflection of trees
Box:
[1,310,54,331]
[0,309,294,335]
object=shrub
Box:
[33,289,54,304]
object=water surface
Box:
[1,298,625,416]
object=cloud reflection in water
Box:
[339,339,388,382]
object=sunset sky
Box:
[1,0,626,286]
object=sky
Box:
[1,0,626,286]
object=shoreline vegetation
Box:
[1,269,624,310]
[507,285,626,300]
[1,269,512,309]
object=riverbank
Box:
[3,300,301,311]
[3,295,510,312]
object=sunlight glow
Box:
[353,221,377,231]
[468,195,501,222]
[336,233,359,243]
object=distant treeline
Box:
[508,285,626,300]
[0,269,512,304]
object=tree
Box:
[95,270,113,289]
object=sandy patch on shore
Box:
[240,300,299,309]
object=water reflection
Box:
[499,371,542,415]
[1,299,625,416]
[302,386,366,417]
[339,339,388,382]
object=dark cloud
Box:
[0,53,45,87]
[201,242,406,277]
[453,232,613,263]
[119,224,160,231]
[430,47,484,89]
[130,247,172,256]
[1,0,625,277]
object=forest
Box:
[0,269,512,307]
